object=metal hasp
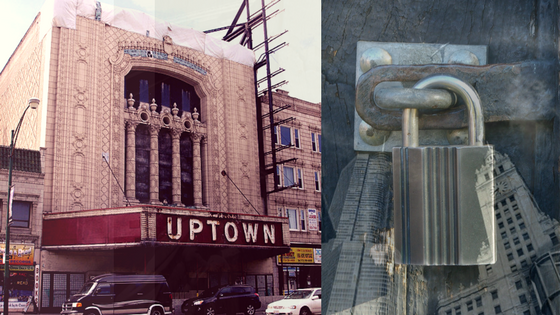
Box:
[392,75,496,265]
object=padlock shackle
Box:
[413,75,484,146]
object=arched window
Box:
[124,71,200,117]
[124,71,204,207]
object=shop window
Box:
[11,201,31,228]
[287,209,298,230]
[300,209,307,231]
[41,272,85,311]
[246,274,273,296]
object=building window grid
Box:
[311,132,321,153]
[314,171,321,192]
[475,297,482,307]
[466,301,473,311]
[507,217,513,225]
[494,305,502,314]
[299,209,307,232]
[515,280,523,290]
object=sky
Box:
[0,0,320,104]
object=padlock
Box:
[393,75,496,265]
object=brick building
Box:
[260,90,322,293]
[0,0,314,311]
[0,147,44,311]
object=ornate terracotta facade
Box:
[2,16,261,215]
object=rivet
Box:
[360,48,392,73]
[359,121,391,146]
[448,50,479,65]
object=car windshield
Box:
[199,287,220,298]
[286,290,313,299]
[77,282,95,295]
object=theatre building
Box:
[0,0,292,311]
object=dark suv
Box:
[181,285,261,315]
[61,274,173,315]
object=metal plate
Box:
[354,42,487,152]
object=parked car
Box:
[61,274,173,315]
[265,288,321,315]
[181,285,261,315]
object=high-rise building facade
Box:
[437,152,560,315]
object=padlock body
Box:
[393,145,495,265]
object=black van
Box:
[60,274,173,315]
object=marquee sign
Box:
[156,214,284,246]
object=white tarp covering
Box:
[40,0,255,66]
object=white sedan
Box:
[265,288,321,315]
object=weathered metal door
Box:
[322,1,560,314]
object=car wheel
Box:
[151,307,164,315]
[204,305,216,315]
[245,303,256,315]
[300,306,311,315]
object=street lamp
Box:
[3,97,39,315]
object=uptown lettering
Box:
[166,216,276,245]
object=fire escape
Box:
[206,0,293,214]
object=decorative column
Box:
[149,124,161,204]
[171,129,183,206]
[192,133,203,207]
[125,120,138,202]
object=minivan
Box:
[61,274,173,315]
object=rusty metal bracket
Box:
[356,61,556,131]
